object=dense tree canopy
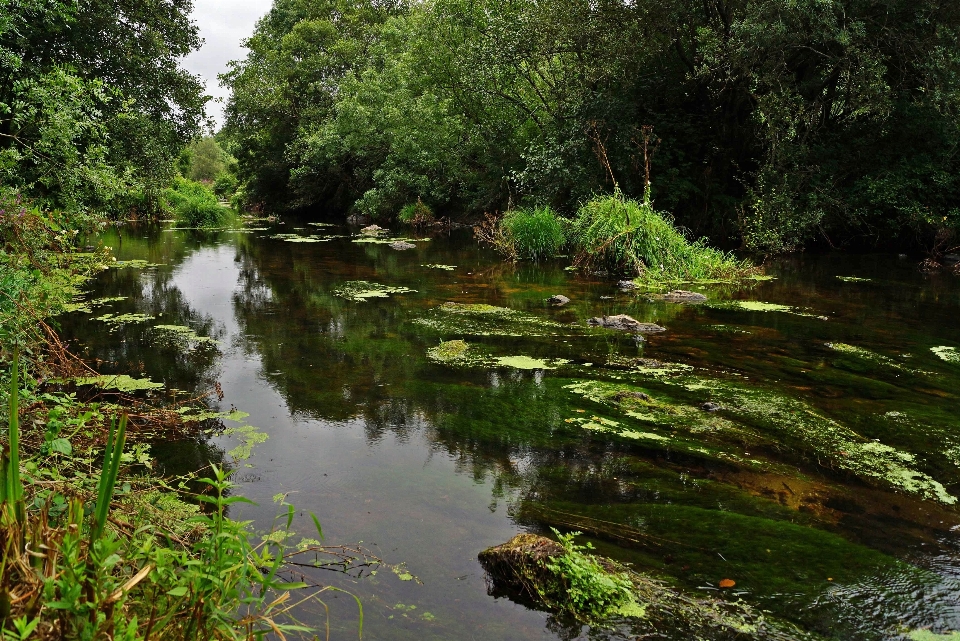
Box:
[0,0,206,213]
[223,0,960,251]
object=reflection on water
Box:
[63,221,960,640]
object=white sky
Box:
[182,0,273,130]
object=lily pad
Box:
[73,375,164,392]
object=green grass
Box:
[500,206,567,260]
[570,193,755,284]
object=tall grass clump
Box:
[163,178,231,228]
[398,198,434,226]
[571,193,754,283]
[477,206,567,260]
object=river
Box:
[62,218,960,640]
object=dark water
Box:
[62,220,960,640]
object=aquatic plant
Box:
[333,280,417,302]
[422,264,456,271]
[151,324,220,349]
[73,374,165,392]
[570,193,754,283]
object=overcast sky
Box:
[182,0,273,129]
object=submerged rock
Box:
[661,290,707,303]
[588,315,665,333]
[919,258,941,272]
[389,240,417,250]
[547,294,570,307]
[617,280,638,291]
[944,253,960,263]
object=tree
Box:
[0,0,206,214]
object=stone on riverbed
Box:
[661,290,707,303]
[360,224,385,236]
[617,280,638,291]
[547,295,570,306]
[479,533,808,638]
[588,315,665,333]
[389,240,417,250]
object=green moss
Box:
[351,236,429,245]
[109,260,162,269]
[826,342,924,374]
[333,281,417,302]
[415,302,566,337]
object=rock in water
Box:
[662,290,707,303]
[478,534,563,596]
[547,295,570,306]
[389,241,416,250]
[588,315,665,333]
[360,224,384,235]
[617,280,638,291]
[700,402,721,412]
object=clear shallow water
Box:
[62,221,960,640]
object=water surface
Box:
[64,221,960,640]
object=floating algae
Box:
[931,346,959,363]
[94,313,156,329]
[908,631,960,640]
[710,300,828,320]
[151,324,220,349]
[826,342,926,374]
[63,296,127,314]
[414,302,566,337]
[564,373,955,504]
[73,374,164,392]
[422,264,457,271]
[351,236,429,245]
[333,281,416,302]
[494,356,570,370]
[427,340,472,363]
[110,260,163,269]
[837,276,872,282]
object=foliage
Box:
[570,192,754,283]
[0,0,206,216]
[163,179,231,228]
[544,529,634,621]
[223,0,960,251]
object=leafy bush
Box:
[163,179,230,228]
[213,173,238,199]
[500,206,567,260]
[570,193,754,283]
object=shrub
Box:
[545,529,634,621]
[570,193,754,283]
[398,199,434,226]
[163,179,230,228]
